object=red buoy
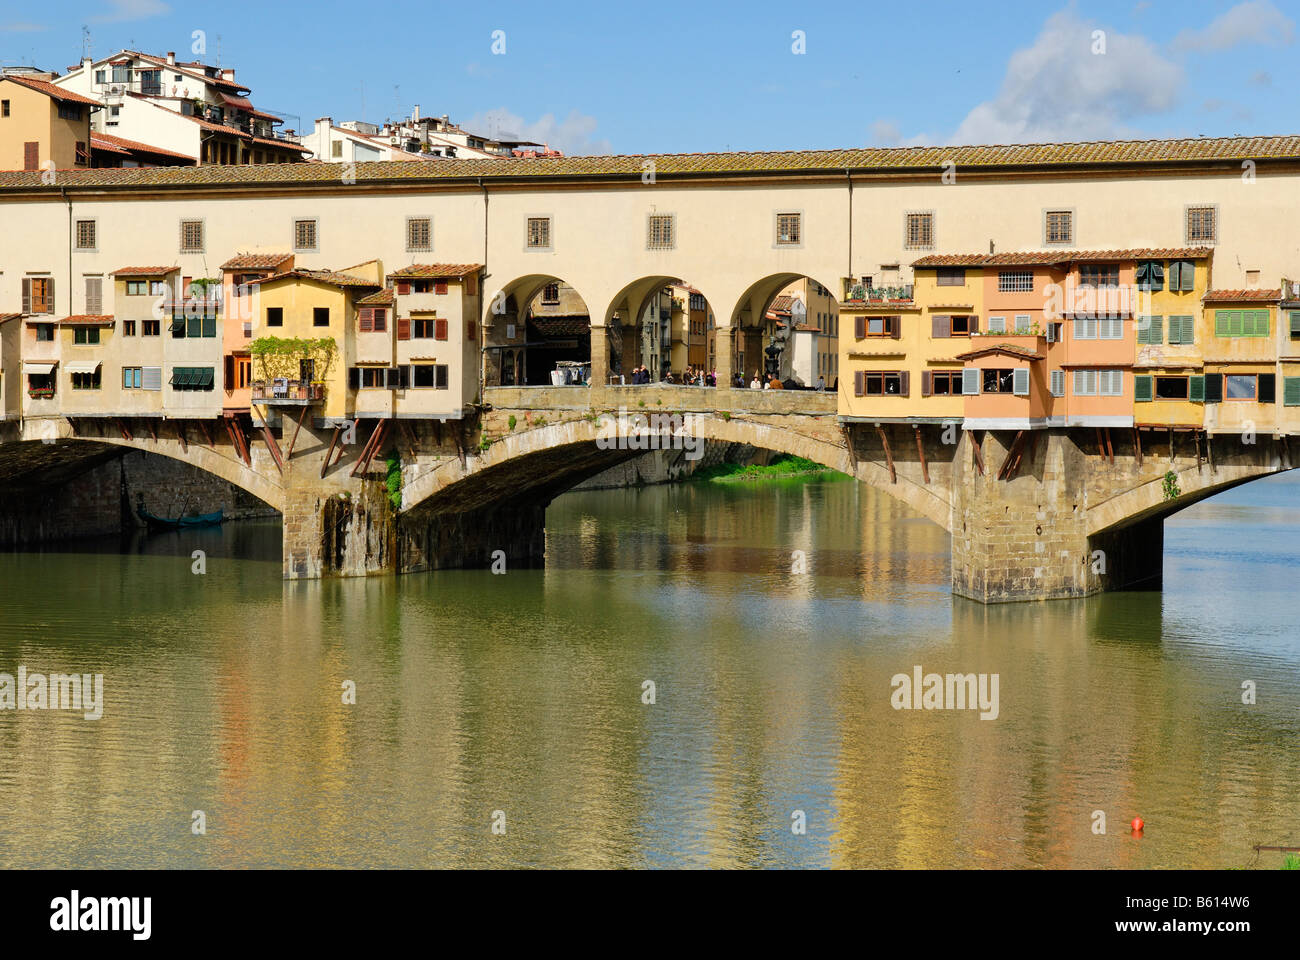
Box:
[1131,817,1145,832]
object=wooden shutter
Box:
[1180,261,1195,291]
[23,142,38,170]
[1189,375,1206,402]
[467,319,476,341]
[21,278,30,314]
[397,281,411,296]
[348,367,360,390]
[899,371,909,396]
[85,277,102,314]
[224,354,235,387]
[359,308,373,332]
[1134,375,1152,402]
[385,367,402,389]
[1284,377,1300,407]
[397,317,411,340]
[1202,373,1221,403]
[1013,368,1029,396]
[854,316,865,339]
[969,315,979,334]
[434,282,448,295]
[854,371,864,397]
[921,371,932,396]
[435,318,448,340]
[889,316,901,339]
[1258,373,1276,404]
[931,315,950,338]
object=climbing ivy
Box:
[249,336,338,381]
[384,452,402,510]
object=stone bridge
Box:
[1,388,1292,601]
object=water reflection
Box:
[0,472,1297,868]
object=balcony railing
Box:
[251,380,324,404]
[27,387,55,400]
[843,281,914,303]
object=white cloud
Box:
[868,120,933,148]
[90,0,171,24]
[1250,69,1273,85]
[469,108,612,156]
[1172,0,1294,51]
[949,9,1183,145]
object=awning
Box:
[65,360,102,375]
[172,367,215,389]
[23,362,56,375]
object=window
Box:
[71,369,101,391]
[1186,205,1217,244]
[1073,317,1097,340]
[854,371,907,396]
[904,212,933,249]
[122,319,136,336]
[1044,210,1073,245]
[57,103,83,121]
[150,280,169,297]
[84,277,102,314]
[35,323,53,342]
[294,219,318,251]
[1013,314,1032,334]
[142,319,160,337]
[1290,310,1300,340]
[1136,261,1164,291]
[179,219,204,252]
[75,141,88,166]
[853,315,899,337]
[936,268,965,287]
[331,141,343,159]
[73,326,100,345]
[1,100,9,118]
[927,371,963,395]
[111,64,130,83]
[359,307,387,332]
[411,364,449,389]
[1224,374,1257,400]
[542,283,560,304]
[126,280,148,296]
[1079,264,1119,288]
[527,216,551,249]
[1168,260,1196,292]
[1136,316,1162,345]
[407,217,432,251]
[351,367,388,388]
[434,281,447,295]
[413,316,435,338]
[1284,377,1300,406]
[266,307,283,327]
[1098,317,1123,339]
[434,318,448,340]
[170,367,215,391]
[27,373,54,396]
[1167,315,1195,345]
[983,369,1016,394]
[1050,369,1065,397]
[1154,376,1189,400]
[122,367,143,389]
[776,212,801,245]
[647,214,674,250]
[1073,369,1122,396]
[24,277,54,314]
[1214,309,1269,338]
[987,316,1007,334]
[998,271,1033,293]
[75,220,96,250]
[313,307,330,327]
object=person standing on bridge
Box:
[750,373,762,390]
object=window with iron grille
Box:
[75,220,96,250]
[527,217,551,248]
[294,219,318,251]
[998,271,1033,293]
[776,213,801,245]
[647,214,674,250]
[1186,205,1217,244]
[407,217,431,251]
[542,283,560,304]
[179,219,204,252]
[1044,210,1073,245]
[904,212,933,249]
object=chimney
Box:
[166,51,175,65]
[221,68,235,81]
[82,58,92,73]
[412,104,419,122]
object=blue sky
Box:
[2,0,1297,154]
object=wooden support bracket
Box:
[876,424,895,484]
[913,426,929,485]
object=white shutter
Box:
[1050,369,1064,397]
[962,368,979,395]
[987,316,1006,334]
[142,366,162,391]
[1013,368,1029,396]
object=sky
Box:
[1,0,1297,155]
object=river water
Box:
[0,470,1297,868]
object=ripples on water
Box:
[0,471,1297,868]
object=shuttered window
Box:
[1189,375,1206,402]
[961,369,980,395]
[1136,316,1163,344]
[23,277,54,314]
[434,318,448,341]
[1283,377,1300,406]
[1073,370,1097,396]
[1050,369,1065,397]
[397,318,411,340]
[1134,375,1153,402]
[1214,309,1269,337]
[84,277,103,315]
[1169,260,1196,291]
[1167,315,1195,345]
[1135,261,1164,291]
[1289,311,1300,338]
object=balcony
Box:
[843,280,914,304]
[252,380,324,405]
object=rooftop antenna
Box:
[360,79,365,121]
[216,34,222,67]
[81,25,92,61]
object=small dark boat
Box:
[137,505,224,531]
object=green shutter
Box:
[1284,377,1300,407]
[1134,374,1153,402]
[1189,375,1205,402]
[1290,311,1300,337]
[1177,260,1195,291]
[1249,309,1270,337]
[1137,316,1162,344]
[1203,372,1222,403]
[1179,316,1195,345]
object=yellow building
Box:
[0,73,97,171]
[245,262,381,423]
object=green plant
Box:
[1283,854,1300,870]
[721,411,732,421]
[507,414,517,431]
[638,399,646,407]
[478,432,492,451]
[533,416,547,427]
[249,336,338,382]
[1162,470,1181,501]
[384,452,402,510]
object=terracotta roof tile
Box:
[220,252,293,270]
[91,131,195,162]
[3,135,1299,190]
[356,288,395,305]
[389,263,483,279]
[529,317,590,337]
[111,265,177,276]
[2,75,100,105]
[911,254,990,267]
[1203,288,1282,302]
[0,312,22,323]
[245,268,378,289]
[914,247,1214,268]
[57,314,115,325]
[956,343,1043,361]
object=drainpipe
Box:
[479,176,489,397]
[60,186,72,313]
[845,168,853,290]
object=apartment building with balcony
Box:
[388,264,483,419]
[109,266,175,419]
[0,70,97,170]
[53,50,309,165]
[220,252,295,417]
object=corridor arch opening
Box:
[603,276,720,385]
[483,275,593,386]
[730,273,843,391]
